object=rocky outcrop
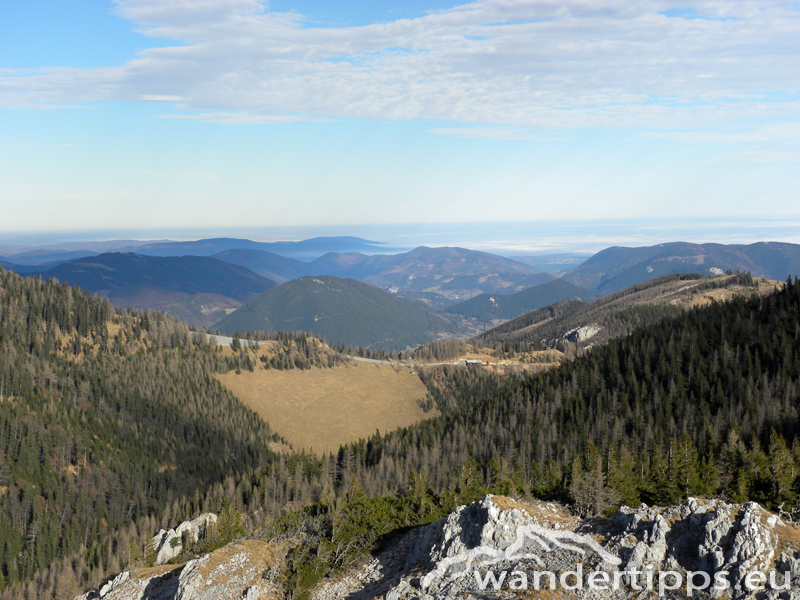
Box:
[151,514,218,566]
[76,539,286,600]
[313,496,799,600]
[77,496,800,600]
[564,325,602,344]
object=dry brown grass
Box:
[774,519,800,560]
[217,362,436,453]
[661,277,781,310]
[491,496,578,527]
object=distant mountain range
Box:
[504,253,590,274]
[563,241,800,293]
[3,244,559,336]
[40,253,277,327]
[6,239,800,297]
[212,245,553,303]
[0,236,394,267]
[214,275,455,350]
[127,236,394,260]
[0,239,552,304]
[446,279,599,321]
[4,238,800,347]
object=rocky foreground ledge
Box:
[78,496,800,600]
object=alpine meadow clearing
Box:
[216,361,436,452]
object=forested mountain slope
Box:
[5,264,800,599]
[350,275,800,512]
[0,267,289,598]
[473,272,779,353]
[214,275,456,350]
[40,253,277,328]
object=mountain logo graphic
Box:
[421,522,622,589]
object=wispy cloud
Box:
[158,112,324,124]
[142,170,220,181]
[644,123,800,164]
[141,94,183,102]
[643,123,800,144]
[427,127,565,140]
[0,0,798,129]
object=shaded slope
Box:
[0,267,280,596]
[214,275,455,350]
[446,278,598,320]
[42,253,276,301]
[213,249,309,282]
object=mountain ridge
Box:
[563,241,800,293]
[39,252,278,327]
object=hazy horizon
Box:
[1,217,799,258]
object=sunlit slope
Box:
[474,272,781,352]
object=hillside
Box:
[473,272,780,353]
[214,275,456,350]
[0,266,292,599]
[41,253,277,327]
[446,278,598,321]
[212,248,309,282]
[564,240,800,293]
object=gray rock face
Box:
[564,325,602,343]
[76,496,800,600]
[75,539,284,600]
[313,496,798,600]
[152,513,218,566]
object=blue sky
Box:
[1,0,799,252]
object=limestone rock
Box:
[75,540,284,600]
[152,513,218,566]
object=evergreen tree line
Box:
[198,330,348,371]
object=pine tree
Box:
[674,434,702,500]
[768,430,795,507]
